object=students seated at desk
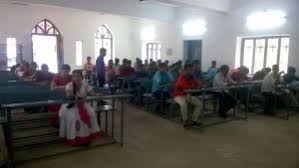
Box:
[49,64,72,127]
[252,68,271,81]
[283,67,299,84]
[169,61,182,81]
[174,64,204,129]
[208,60,218,80]
[119,59,127,73]
[119,60,135,77]
[114,58,120,76]
[213,65,237,118]
[127,60,134,73]
[0,61,6,71]
[134,58,141,70]
[193,60,203,80]
[30,61,40,78]
[157,59,162,66]
[35,64,54,85]
[148,62,158,77]
[14,63,21,77]
[59,70,101,146]
[144,60,149,71]
[149,58,154,64]
[105,59,116,85]
[164,60,169,67]
[152,63,173,110]
[84,56,95,80]
[134,59,147,78]
[261,65,284,115]
[51,64,72,90]
[19,61,34,81]
[282,66,299,106]
[231,66,249,83]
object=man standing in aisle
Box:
[96,48,107,87]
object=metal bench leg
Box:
[120,99,124,146]
[105,111,108,136]
[111,99,115,139]
[245,89,250,120]
[98,111,102,128]
[6,108,15,168]
[233,92,237,117]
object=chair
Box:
[166,98,181,120]
[249,83,265,113]
[198,93,218,117]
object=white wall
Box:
[1,0,298,73]
[175,7,227,71]
[173,0,299,72]
[130,18,181,64]
[222,0,299,72]
[0,3,180,70]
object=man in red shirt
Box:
[119,60,135,77]
[230,66,249,83]
[174,64,204,128]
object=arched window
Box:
[31,19,63,73]
[95,25,113,63]
[32,19,61,35]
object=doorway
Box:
[31,19,63,73]
[183,40,202,66]
[32,35,58,73]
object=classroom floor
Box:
[19,104,299,168]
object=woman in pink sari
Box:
[59,70,101,146]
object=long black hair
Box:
[72,70,84,97]
[67,70,83,109]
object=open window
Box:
[31,19,63,73]
[95,25,113,64]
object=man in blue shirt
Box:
[152,63,173,112]
[96,48,106,87]
[192,60,203,80]
[208,60,218,80]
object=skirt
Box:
[59,102,101,146]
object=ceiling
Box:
[2,0,233,12]
[155,0,232,12]
[0,0,245,22]
[0,0,176,21]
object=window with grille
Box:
[95,25,113,64]
[146,43,161,61]
[6,38,17,67]
[32,19,62,73]
[238,36,290,74]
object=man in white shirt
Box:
[261,64,283,115]
[213,65,237,118]
[213,65,236,88]
[261,65,282,93]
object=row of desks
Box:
[186,83,261,121]
[0,81,132,167]
[0,94,132,168]
[0,84,65,105]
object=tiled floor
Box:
[19,105,299,168]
